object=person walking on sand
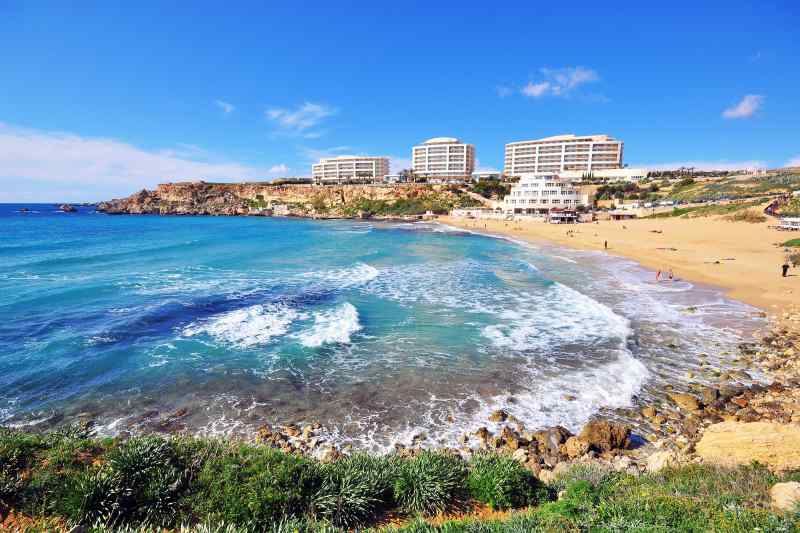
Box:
[656,269,661,282]
[783,261,790,277]
[604,240,608,250]
[668,268,674,281]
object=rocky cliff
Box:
[96,181,479,218]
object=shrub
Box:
[187,444,319,527]
[467,453,540,510]
[725,210,767,223]
[789,252,800,268]
[71,436,186,526]
[0,429,45,508]
[312,454,397,527]
[392,451,467,516]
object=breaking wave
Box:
[297,302,362,347]
[182,303,304,348]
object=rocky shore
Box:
[245,309,800,487]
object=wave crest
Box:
[297,302,362,347]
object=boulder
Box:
[578,420,631,452]
[668,393,702,412]
[641,406,657,418]
[511,448,529,464]
[696,421,800,471]
[488,409,508,422]
[646,450,680,473]
[532,426,572,455]
[561,436,590,459]
[770,482,800,512]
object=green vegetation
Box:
[783,239,800,248]
[645,200,766,219]
[466,453,541,510]
[779,198,800,217]
[2,427,799,531]
[469,180,511,199]
[341,189,480,217]
[666,173,800,202]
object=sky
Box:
[0,1,798,202]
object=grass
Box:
[645,200,766,220]
[2,427,800,531]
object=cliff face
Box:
[97,181,476,218]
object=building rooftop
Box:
[423,137,462,145]
[507,134,618,145]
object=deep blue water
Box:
[0,204,763,450]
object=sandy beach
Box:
[440,214,800,325]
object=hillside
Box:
[96,182,481,218]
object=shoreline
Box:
[439,215,800,330]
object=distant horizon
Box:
[1,1,798,202]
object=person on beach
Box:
[783,261,790,277]
[656,269,661,281]
[668,268,674,281]
[604,240,608,250]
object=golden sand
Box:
[439,215,799,324]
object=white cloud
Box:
[215,100,235,114]
[521,67,599,98]
[643,160,767,171]
[0,122,287,201]
[521,81,551,98]
[786,156,800,168]
[268,164,289,174]
[722,94,764,119]
[266,102,337,137]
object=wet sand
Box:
[440,214,800,327]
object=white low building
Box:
[312,156,390,185]
[502,173,584,216]
[559,167,649,183]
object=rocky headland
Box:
[96,181,479,219]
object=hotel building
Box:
[503,173,585,215]
[312,156,390,185]
[412,137,475,181]
[503,134,623,177]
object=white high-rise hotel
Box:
[503,134,623,176]
[412,137,475,180]
[312,156,390,184]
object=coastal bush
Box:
[393,451,468,516]
[0,429,44,509]
[725,210,767,223]
[466,453,540,510]
[783,239,800,248]
[75,436,185,526]
[312,453,397,527]
[187,443,319,527]
[790,252,800,267]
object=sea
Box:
[0,204,765,451]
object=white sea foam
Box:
[182,303,303,348]
[297,302,362,347]
[300,262,379,290]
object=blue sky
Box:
[0,1,798,201]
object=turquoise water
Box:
[0,205,763,450]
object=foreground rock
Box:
[770,482,800,512]
[696,421,800,471]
